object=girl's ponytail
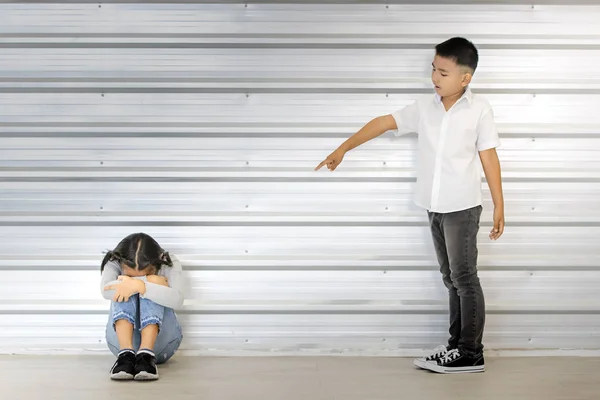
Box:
[158,251,173,268]
[100,250,123,273]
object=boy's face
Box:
[431,54,472,98]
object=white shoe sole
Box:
[134,371,159,381]
[424,362,485,374]
[413,358,427,369]
[110,371,134,380]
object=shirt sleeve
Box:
[140,255,185,310]
[391,100,420,137]
[476,107,501,151]
[100,260,121,300]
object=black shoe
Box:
[110,351,136,380]
[134,352,159,381]
[413,345,454,369]
[424,348,485,374]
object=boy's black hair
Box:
[101,232,173,273]
[435,37,479,73]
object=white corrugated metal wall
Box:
[0,2,599,355]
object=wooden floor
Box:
[1,356,598,400]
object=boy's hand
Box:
[315,149,345,171]
[104,275,144,302]
[490,207,504,240]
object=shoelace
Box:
[438,348,461,364]
[426,345,449,360]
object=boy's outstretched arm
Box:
[315,114,397,171]
[479,148,504,240]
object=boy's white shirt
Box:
[391,87,501,213]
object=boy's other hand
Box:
[315,149,345,171]
[489,207,504,240]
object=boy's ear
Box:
[461,71,473,87]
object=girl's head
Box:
[101,232,173,276]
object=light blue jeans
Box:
[105,295,183,364]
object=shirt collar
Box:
[434,86,473,106]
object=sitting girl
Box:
[101,232,184,381]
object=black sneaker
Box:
[413,345,453,369]
[110,351,136,380]
[134,352,159,381]
[424,348,485,374]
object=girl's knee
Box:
[139,297,164,309]
[110,294,139,307]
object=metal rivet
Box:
[100,206,103,210]
[101,93,104,97]
[100,161,104,165]
[245,250,248,254]
[245,205,249,208]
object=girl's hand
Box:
[104,275,143,302]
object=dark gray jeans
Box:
[427,205,485,356]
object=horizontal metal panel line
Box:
[0,1,592,5]
[3,122,592,131]
[0,1,590,4]
[3,177,600,183]
[3,43,600,50]
[0,87,598,95]
[0,132,597,139]
[1,220,600,227]
[0,309,597,316]
[0,265,596,272]
[3,32,599,38]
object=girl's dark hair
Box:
[101,232,173,273]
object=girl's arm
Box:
[100,260,121,300]
[137,255,184,310]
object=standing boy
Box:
[315,37,504,374]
